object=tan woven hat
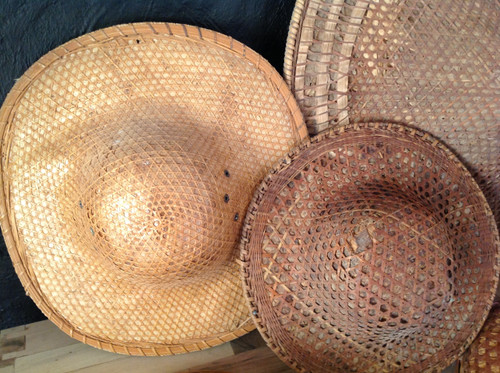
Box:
[240,123,499,372]
[0,22,308,355]
[460,304,499,373]
[283,0,500,233]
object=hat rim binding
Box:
[0,22,308,356]
[240,122,500,372]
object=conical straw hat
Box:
[241,123,499,372]
[283,0,500,234]
[0,22,308,355]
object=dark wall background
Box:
[0,0,295,330]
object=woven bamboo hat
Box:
[283,0,500,233]
[0,22,308,355]
[240,123,499,372]
[460,305,500,373]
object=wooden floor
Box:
[0,320,458,372]
[0,321,291,373]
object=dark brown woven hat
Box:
[0,22,308,355]
[460,304,500,373]
[283,0,500,235]
[240,123,499,372]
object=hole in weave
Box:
[224,194,230,203]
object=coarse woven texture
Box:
[0,0,298,333]
[240,123,500,372]
[0,22,308,355]
[460,305,500,373]
[283,0,500,233]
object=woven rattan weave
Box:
[460,305,500,373]
[284,0,500,232]
[0,22,308,355]
[241,123,499,372]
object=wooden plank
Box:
[0,358,15,373]
[2,320,77,360]
[183,346,294,373]
[72,343,235,373]
[14,343,121,373]
[0,364,15,373]
[0,326,26,339]
[0,336,25,356]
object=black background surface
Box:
[0,0,295,330]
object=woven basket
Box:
[0,22,308,355]
[460,305,500,373]
[240,123,499,372]
[283,0,500,234]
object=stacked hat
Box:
[283,0,500,232]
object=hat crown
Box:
[74,119,233,287]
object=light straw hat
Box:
[240,123,499,372]
[283,0,500,234]
[0,22,308,355]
